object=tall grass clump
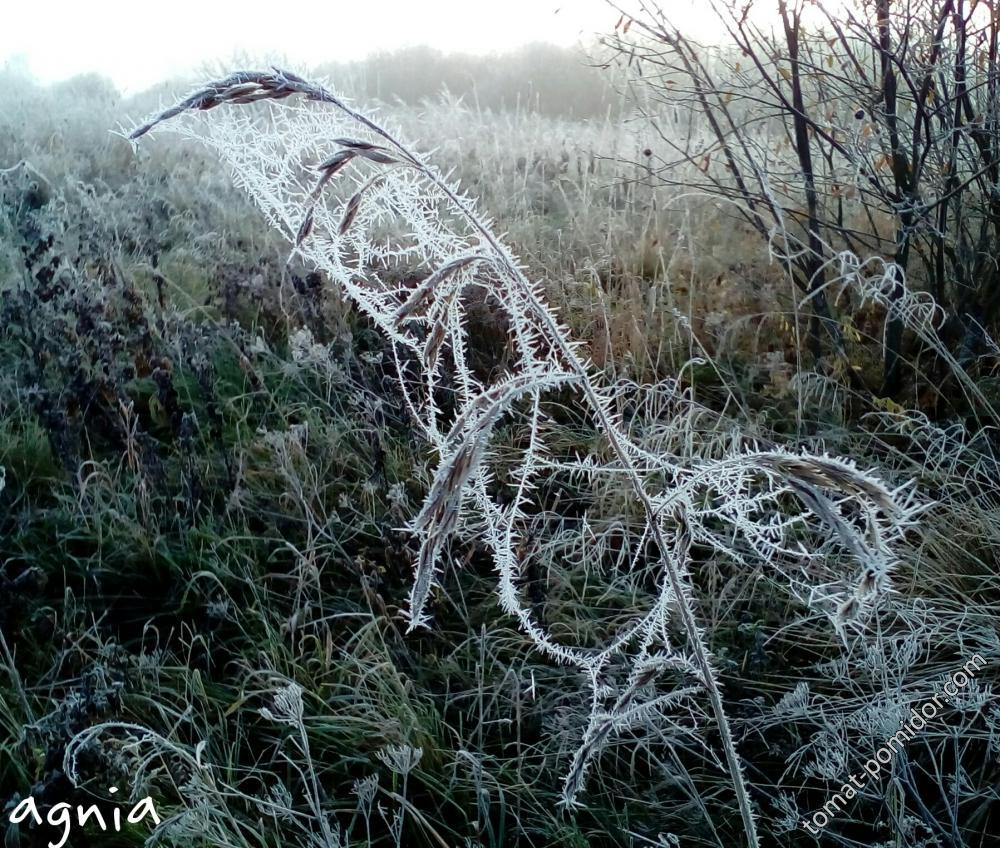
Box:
[118,69,925,847]
[606,0,1000,399]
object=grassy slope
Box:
[1,70,998,847]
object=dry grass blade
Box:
[129,71,307,140]
[406,440,478,629]
[856,566,879,597]
[393,255,488,326]
[317,149,357,173]
[407,371,577,627]
[295,210,315,247]
[354,147,399,165]
[442,371,575,450]
[229,89,295,105]
[295,154,358,247]
[332,137,385,151]
[562,675,699,807]
[356,149,398,165]
[754,452,900,515]
[339,189,365,235]
[423,320,447,372]
[127,68,415,151]
[339,174,387,235]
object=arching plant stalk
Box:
[129,69,919,846]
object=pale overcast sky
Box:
[0,0,637,93]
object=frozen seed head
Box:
[259,682,305,726]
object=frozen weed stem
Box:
[129,69,919,846]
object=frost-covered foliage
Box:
[123,70,926,846]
